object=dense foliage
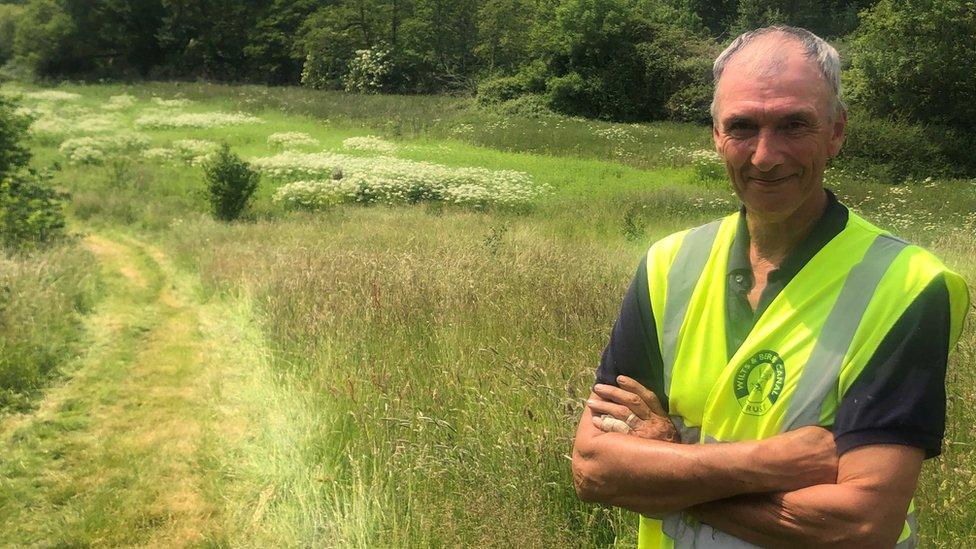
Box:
[204,143,259,221]
[846,0,976,176]
[0,0,973,177]
[0,94,67,251]
[0,1,873,118]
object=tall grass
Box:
[6,80,975,545]
[0,243,101,412]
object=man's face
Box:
[712,41,846,223]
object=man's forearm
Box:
[689,445,922,548]
[572,420,837,516]
[691,485,902,548]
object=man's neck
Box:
[746,190,829,268]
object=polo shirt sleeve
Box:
[594,256,669,411]
[833,274,951,459]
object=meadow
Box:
[1,81,974,547]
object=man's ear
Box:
[828,110,847,158]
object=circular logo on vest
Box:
[732,350,786,416]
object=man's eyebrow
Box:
[722,115,755,127]
[781,111,817,122]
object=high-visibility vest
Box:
[636,211,970,549]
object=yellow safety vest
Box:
[636,211,970,549]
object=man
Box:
[571,26,970,548]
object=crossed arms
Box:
[571,377,923,548]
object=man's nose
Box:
[750,129,785,172]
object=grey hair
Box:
[711,25,845,122]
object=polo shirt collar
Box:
[727,189,850,282]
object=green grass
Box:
[2,80,974,546]
[0,243,102,412]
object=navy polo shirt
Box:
[596,190,950,458]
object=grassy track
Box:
[0,229,294,546]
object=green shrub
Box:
[476,75,527,105]
[0,4,24,65]
[0,89,66,252]
[204,143,260,222]
[343,46,395,93]
[847,0,976,138]
[0,174,68,252]
[665,81,713,125]
[545,72,594,117]
[493,94,555,119]
[837,113,957,182]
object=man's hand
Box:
[586,376,678,442]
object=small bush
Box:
[343,46,394,93]
[545,72,594,118]
[665,81,713,125]
[837,113,957,182]
[204,143,259,221]
[476,75,527,106]
[492,95,555,119]
[0,174,67,251]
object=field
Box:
[1,81,974,547]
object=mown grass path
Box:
[0,231,273,546]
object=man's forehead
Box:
[715,36,831,119]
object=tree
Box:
[536,0,714,120]
[0,4,24,65]
[244,0,321,84]
[12,0,77,76]
[848,0,976,132]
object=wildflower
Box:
[135,110,263,129]
[343,135,397,154]
[268,132,319,149]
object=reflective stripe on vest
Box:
[637,211,969,548]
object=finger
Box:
[593,383,651,420]
[617,376,668,417]
[586,398,634,421]
[599,414,631,434]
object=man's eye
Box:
[726,123,755,136]
[784,121,808,132]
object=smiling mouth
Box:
[749,174,794,185]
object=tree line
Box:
[0,0,974,176]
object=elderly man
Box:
[572,26,969,548]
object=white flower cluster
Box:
[58,132,150,164]
[272,180,344,210]
[172,139,219,164]
[151,97,191,108]
[140,139,219,165]
[24,90,82,102]
[268,131,319,149]
[342,135,397,154]
[31,112,124,137]
[102,94,137,111]
[142,147,176,161]
[134,110,262,129]
[595,126,638,143]
[261,151,547,209]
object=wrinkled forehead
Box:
[715,36,833,119]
